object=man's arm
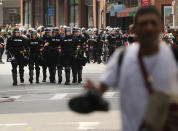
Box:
[84,80,108,96]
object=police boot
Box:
[36,70,40,84]
[29,70,33,84]
[78,70,82,84]
[65,67,70,85]
[12,71,17,86]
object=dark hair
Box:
[134,6,161,24]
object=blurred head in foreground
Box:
[133,6,161,49]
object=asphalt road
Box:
[0,58,121,131]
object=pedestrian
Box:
[79,6,178,131]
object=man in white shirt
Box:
[84,6,178,131]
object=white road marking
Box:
[3,92,119,102]
[50,93,68,100]
[0,123,28,127]
[103,92,116,98]
[0,88,82,93]
[10,96,21,99]
[78,122,100,129]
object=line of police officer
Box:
[5,26,130,86]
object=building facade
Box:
[21,0,106,28]
[174,0,178,27]
[0,0,21,25]
[107,0,174,31]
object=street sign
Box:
[142,0,150,6]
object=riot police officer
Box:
[72,27,83,83]
[6,28,28,86]
[41,28,51,82]
[81,28,90,63]
[92,28,102,64]
[28,30,42,84]
[62,27,75,85]
[106,28,119,57]
[45,27,62,83]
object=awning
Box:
[110,4,126,16]
[117,8,133,18]
[129,7,138,16]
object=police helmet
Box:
[82,27,86,31]
[21,28,27,34]
[13,28,20,33]
[65,27,71,35]
[52,27,59,33]
[73,27,79,33]
[31,30,37,35]
[45,28,51,33]
[93,28,98,32]
[0,30,5,34]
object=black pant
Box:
[11,60,24,84]
[0,47,4,62]
[29,57,40,82]
[72,64,83,83]
[48,65,56,82]
[57,64,63,83]
[65,66,71,83]
[42,65,47,80]
[93,47,102,63]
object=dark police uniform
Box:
[91,33,102,64]
[62,33,75,85]
[41,29,51,82]
[28,33,42,84]
[107,34,119,57]
[6,30,28,86]
[46,33,62,83]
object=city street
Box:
[0,58,121,131]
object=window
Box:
[69,0,78,27]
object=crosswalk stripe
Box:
[103,92,115,98]
[7,92,119,102]
[50,94,68,100]
[10,96,21,99]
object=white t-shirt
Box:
[100,42,178,131]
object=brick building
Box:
[174,0,178,27]
[111,0,174,31]
[21,0,106,28]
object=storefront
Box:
[117,7,135,31]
